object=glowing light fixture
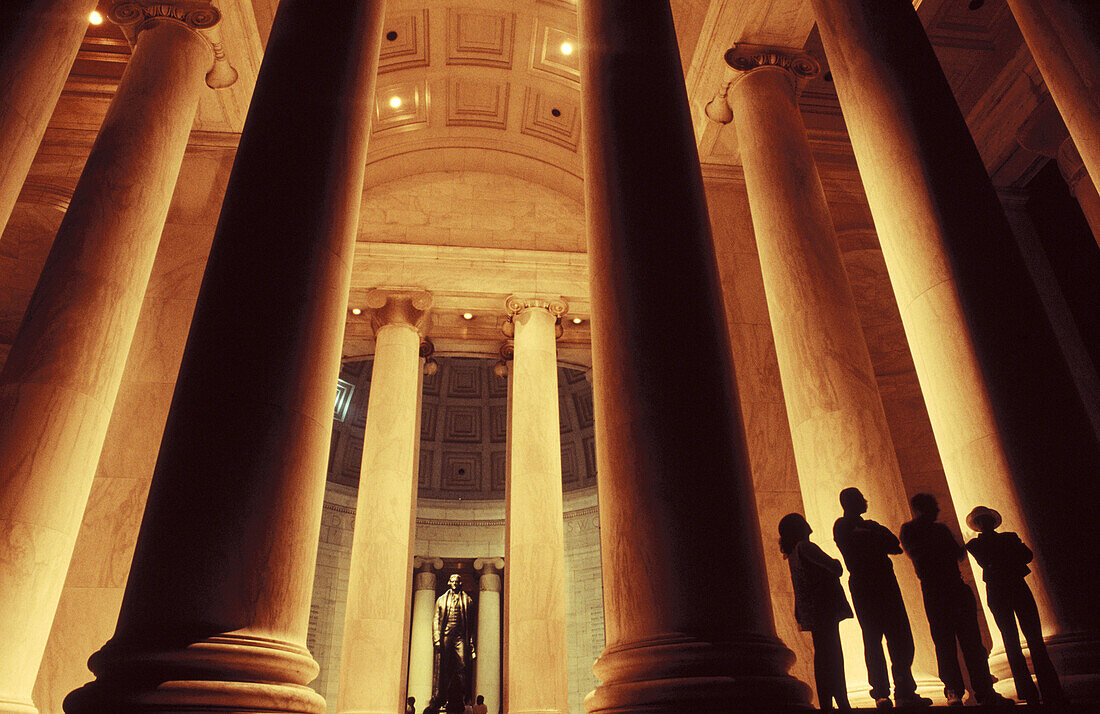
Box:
[389,96,402,109]
[462,312,474,320]
[560,41,573,56]
[351,308,362,315]
[572,317,583,324]
[89,10,103,24]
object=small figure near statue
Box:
[424,574,476,714]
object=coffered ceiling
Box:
[65,0,1039,188]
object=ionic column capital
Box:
[504,295,569,318]
[723,44,822,81]
[366,288,433,335]
[473,557,504,576]
[474,558,504,592]
[501,295,567,338]
[704,44,821,125]
[493,341,514,378]
[413,556,443,572]
[413,556,443,591]
[108,1,238,88]
[420,339,439,376]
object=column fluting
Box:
[474,557,503,714]
[809,0,1100,696]
[0,0,100,235]
[408,557,442,713]
[577,0,811,709]
[337,290,431,714]
[725,54,938,698]
[62,0,386,710]
[504,296,570,714]
[0,14,216,714]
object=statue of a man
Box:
[424,574,476,714]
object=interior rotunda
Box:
[0,0,1098,712]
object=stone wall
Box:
[307,486,603,713]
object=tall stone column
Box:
[0,0,100,235]
[720,47,938,695]
[503,296,570,714]
[408,557,442,713]
[577,0,810,709]
[809,0,1100,697]
[337,289,430,714]
[63,0,386,710]
[1004,0,1100,200]
[0,8,225,712]
[474,557,503,714]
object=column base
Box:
[63,633,325,713]
[844,676,945,708]
[0,697,37,714]
[584,633,811,713]
[990,632,1100,705]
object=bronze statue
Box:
[424,574,476,714]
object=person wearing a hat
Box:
[965,506,1065,705]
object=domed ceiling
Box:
[328,355,596,499]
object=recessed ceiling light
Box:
[572,317,583,324]
[351,308,362,315]
[89,10,103,24]
[389,96,402,109]
[462,312,474,320]
[560,41,573,55]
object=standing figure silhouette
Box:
[965,506,1066,705]
[780,512,853,710]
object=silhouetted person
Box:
[425,574,476,714]
[900,494,1012,706]
[965,506,1066,705]
[407,696,416,714]
[780,513,853,710]
[472,694,488,714]
[834,487,931,709]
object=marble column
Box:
[1057,139,1100,246]
[810,0,1100,697]
[337,289,431,714]
[408,557,442,713]
[474,557,503,714]
[1004,0,1100,200]
[0,0,100,235]
[0,9,222,713]
[577,0,810,709]
[63,0,386,710]
[722,47,938,696]
[503,296,570,714]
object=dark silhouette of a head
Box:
[476,695,485,704]
[910,493,939,518]
[778,512,812,556]
[840,487,867,514]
